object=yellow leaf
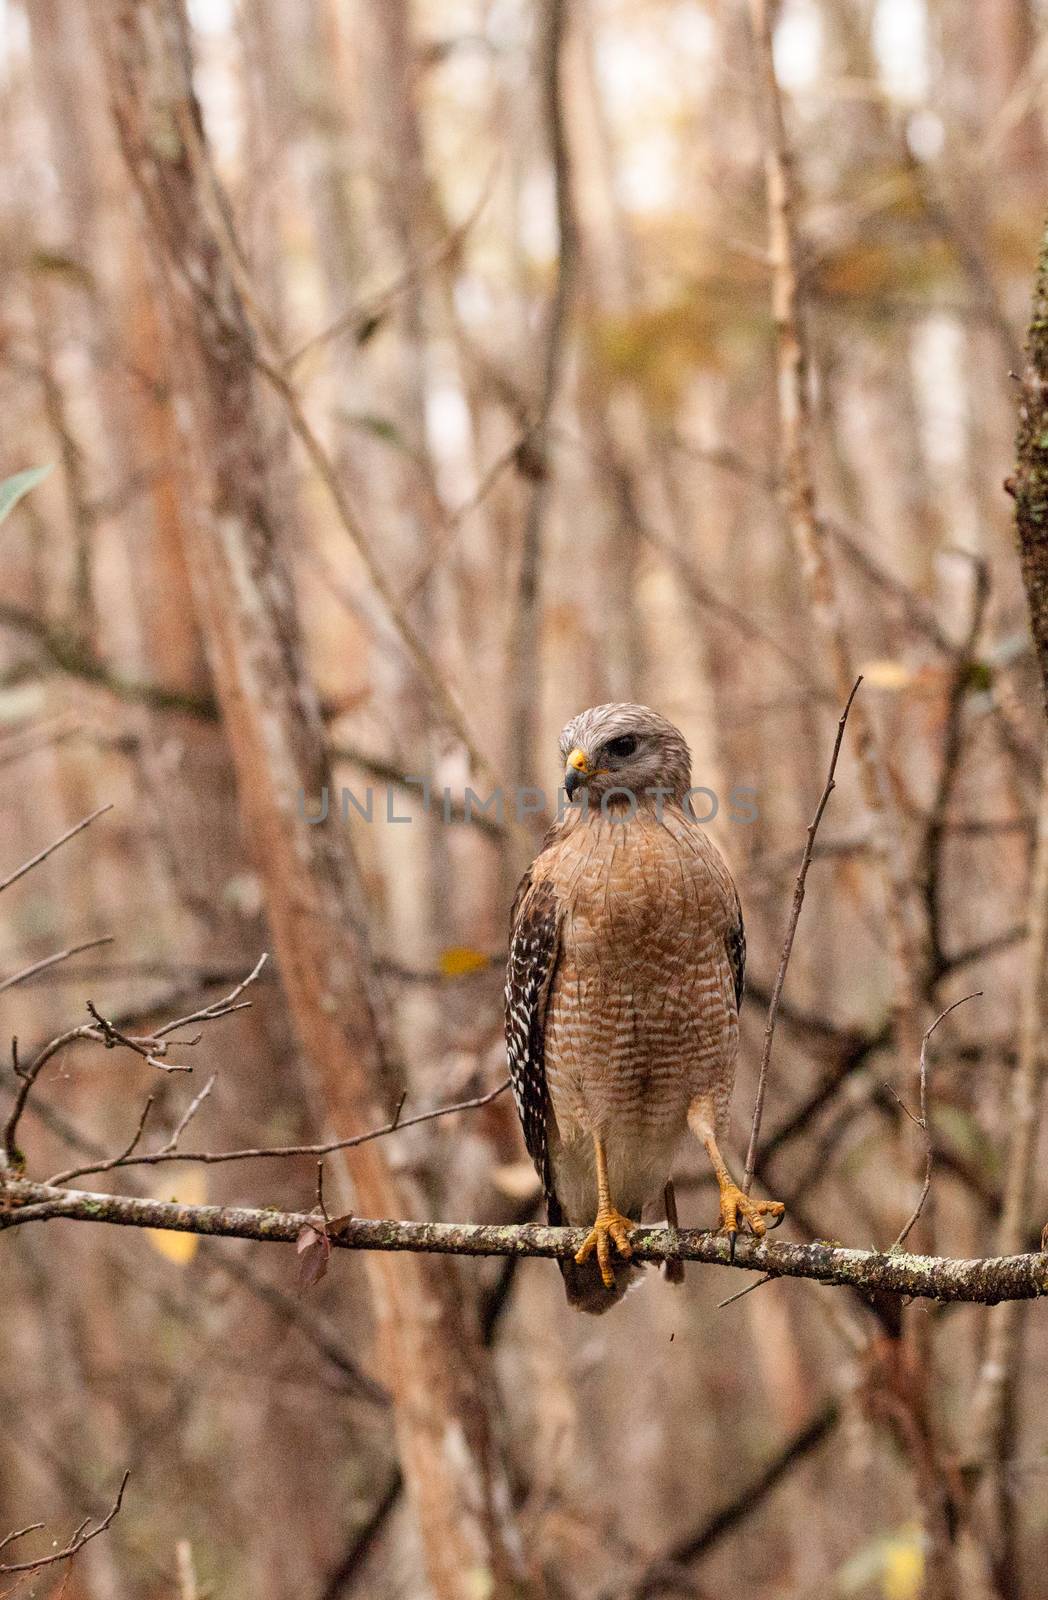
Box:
[148,1227,199,1266]
[859,659,913,690]
[491,1161,542,1200]
[438,946,490,977]
[882,1526,925,1600]
[146,1169,207,1266]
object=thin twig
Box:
[919,557,991,978]
[0,804,112,894]
[892,992,983,1251]
[4,959,266,1173]
[149,953,268,1039]
[0,1469,129,1575]
[717,1273,772,1310]
[65,1095,157,1185]
[46,1079,510,1186]
[160,1074,216,1154]
[742,677,862,1194]
[667,433,956,655]
[610,1400,840,1600]
[85,1001,194,1073]
[286,172,494,370]
[506,0,576,789]
[0,935,115,995]
[3,1029,81,1168]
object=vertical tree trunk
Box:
[1014,218,1048,716]
[98,7,532,1598]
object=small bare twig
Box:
[148,953,268,1040]
[0,1469,129,1575]
[892,992,983,1251]
[0,934,115,996]
[0,804,112,894]
[72,1095,157,1185]
[315,1159,330,1226]
[4,1030,71,1168]
[742,677,862,1194]
[4,959,266,1174]
[85,1000,194,1073]
[717,1273,772,1310]
[46,1078,509,1186]
[162,1074,216,1153]
[285,170,494,371]
[919,557,991,979]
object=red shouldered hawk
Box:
[505,703,784,1313]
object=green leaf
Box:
[338,411,410,451]
[0,464,53,528]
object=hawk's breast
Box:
[539,809,739,1147]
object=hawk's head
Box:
[558,703,692,807]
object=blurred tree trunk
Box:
[1015,218,1048,715]
[98,6,533,1599]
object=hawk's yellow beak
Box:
[564,747,589,799]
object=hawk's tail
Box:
[546,1192,640,1313]
[558,1254,637,1314]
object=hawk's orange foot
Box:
[716,1182,784,1262]
[575,1205,636,1288]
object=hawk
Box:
[505,703,784,1313]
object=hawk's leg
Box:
[688,1105,784,1261]
[574,1134,635,1289]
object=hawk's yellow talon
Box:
[575,1204,635,1288]
[716,1179,784,1242]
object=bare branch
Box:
[3,1029,78,1169]
[85,1000,194,1073]
[893,993,983,1251]
[46,1078,510,1185]
[5,1179,1048,1305]
[149,952,269,1039]
[0,803,112,894]
[0,934,115,995]
[0,1469,129,1575]
[506,0,576,790]
[286,171,494,371]
[609,1400,841,1600]
[919,557,991,979]
[161,1073,216,1153]
[743,677,862,1194]
[4,958,267,1174]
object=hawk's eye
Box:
[604,734,638,761]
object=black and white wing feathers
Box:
[504,874,563,1226]
[726,889,746,1010]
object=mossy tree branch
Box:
[4,1179,1048,1306]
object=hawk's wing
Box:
[726,888,746,1010]
[505,872,563,1226]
